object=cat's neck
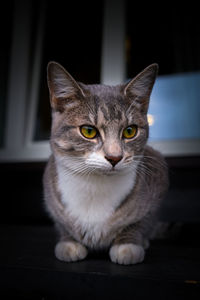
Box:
[55,155,138,207]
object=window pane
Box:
[149,72,200,141]
[34,1,103,141]
[0,1,14,147]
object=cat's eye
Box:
[123,125,137,139]
[80,125,98,139]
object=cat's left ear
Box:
[124,63,158,113]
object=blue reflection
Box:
[148,72,200,141]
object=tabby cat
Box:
[43,62,168,265]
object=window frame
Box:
[0,0,50,162]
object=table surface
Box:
[0,224,200,299]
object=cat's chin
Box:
[101,169,119,176]
[88,166,129,177]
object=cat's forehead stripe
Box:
[97,104,125,126]
[88,112,96,124]
[99,105,109,122]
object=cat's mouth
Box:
[91,164,129,176]
[103,167,119,175]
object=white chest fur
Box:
[56,164,136,247]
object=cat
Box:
[43,61,168,265]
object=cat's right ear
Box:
[124,64,158,114]
[47,62,85,112]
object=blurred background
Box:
[0,0,200,224]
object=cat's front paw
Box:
[109,243,145,265]
[55,241,88,262]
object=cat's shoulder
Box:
[43,155,57,186]
[144,145,166,163]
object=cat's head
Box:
[47,62,158,175]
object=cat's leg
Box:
[54,224,88,262]
[109,221,152,265]
[109,211,157,265]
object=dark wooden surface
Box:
[0,224,200,299]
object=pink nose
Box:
[105,155,123,167]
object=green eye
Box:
[80,125,98,139]
[123,125,137,139]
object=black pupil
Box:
[87,127,93,134]
[127,127,132,134]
